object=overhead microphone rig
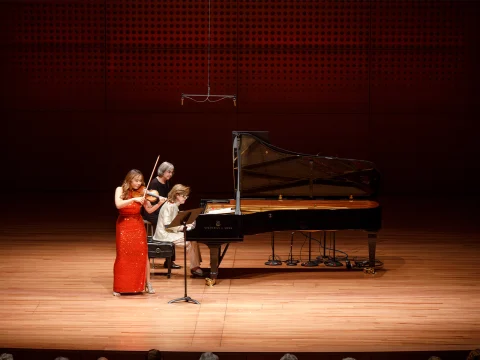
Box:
[181,0,236,106]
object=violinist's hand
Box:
[133,197,145,205]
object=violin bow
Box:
[143,155,160,199]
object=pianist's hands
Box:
[186,221,196,231]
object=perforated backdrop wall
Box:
[1,0,479,196]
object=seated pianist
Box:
[152,184,204,277]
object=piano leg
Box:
[368,233,377,268]
[208,244,221,280]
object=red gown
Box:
[113,194,147,293]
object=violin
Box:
[131,186,165,203]
[145,189,164,203]
[131,185,147,199]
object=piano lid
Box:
[233,132,381,198]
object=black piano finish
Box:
[186,132,382,280]
[187,213,243,245]
[187,203,382,279]
[241,206,381,234]
[187,213,243,280]
[188,205,381,240]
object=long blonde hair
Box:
[167,184,190,203]
[120,169,145,200]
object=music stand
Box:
[168,208,204,305]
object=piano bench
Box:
[147,236,174,279]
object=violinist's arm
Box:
[143,198,166,214]
[115,187,144,209]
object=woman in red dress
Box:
[113,169,155,296]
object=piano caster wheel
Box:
[363,267,376,275]
[205,277,216,287]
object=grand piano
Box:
[187,131,382,281]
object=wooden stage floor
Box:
[1,194,479,354]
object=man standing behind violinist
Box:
[142,161,181,269]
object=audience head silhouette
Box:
[467,349,480,360]
[146,349,163,360]
[199,352,219,360]
[280,354,298,360]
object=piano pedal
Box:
[363,267,376,275]
[352,258,383,270]
[205,278,216,287]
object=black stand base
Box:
[315,255,328,263]
[324,259,343,267]
[168,296,200,304]
[285,259,299,266]
[265,259,282,266]
[301,260,319,267]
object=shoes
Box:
[164,261,181,269]
[145,282,155,294]
[190,267,204,277]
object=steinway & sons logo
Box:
[204,220,233,230]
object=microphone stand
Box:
[301,232,319,267]
[285,232,299,266]
[168,221,200,305]
[265,230,282,266]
